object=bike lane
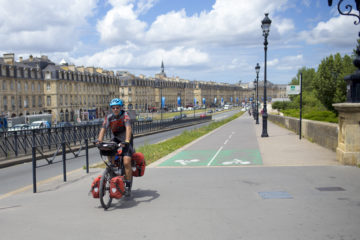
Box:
[156,114,262,167]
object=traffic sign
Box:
[287,85,300,95]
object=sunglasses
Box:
[111,106,121,110]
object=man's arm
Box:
[97,127,106,142]
[125,124,132,143]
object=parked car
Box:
[137,117,146,122]
[200,114,206,118]
[30,121,50,129]
[56,122,73,128]
[207,110,213,114]
[181,114,187,118]
[173,115,182,121]
[8,124,30,131]
[145,117,153,122]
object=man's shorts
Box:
[111,137,134,157]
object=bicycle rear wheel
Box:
[99,168,113,209]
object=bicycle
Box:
[96,141,133,210]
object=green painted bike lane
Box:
[159,149,262,167]
[158,114,263,167]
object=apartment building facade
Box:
[0,53,284,122]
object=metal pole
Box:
[261,33,269,137]
[256,72,259,124]
[32,130,37,193]
[299,73,303,140]
[85,139,89,173]
[62,127,67,182]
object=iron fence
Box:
[0,116,211,161]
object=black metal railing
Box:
[0,116,211,161]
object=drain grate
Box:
[258,191,293,199]
[316,187,346,192]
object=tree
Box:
[314,53,356,112]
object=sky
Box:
[0,0,359,85]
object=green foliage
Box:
[314,53,356,111]
[281,108,338,123]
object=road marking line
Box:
[224,139,229,145]
[207,146,223,166]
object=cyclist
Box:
[97,98,134,196]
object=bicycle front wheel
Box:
[99,168,113,210]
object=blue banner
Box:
[221,97,224,103]
[236,97,239,103]
[177,96,181,106]
[214,97,217,104]
[194,97,196,105]
[161,97,165,108]
[202,98,205,105]
[230,97,233,103]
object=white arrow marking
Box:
[222,159,251,165]
[175,159,200,166]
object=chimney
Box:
[3,53,15,65]
[19,57,23,62]
[29,55,33,62]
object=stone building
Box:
[0,53,287,122]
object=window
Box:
[60,95,63,106]
[47,96,51,106]
[24,96,29,108]
[11,96,15,110]
[47,82,51,91]
[3,96,7,111]
[38,96,42,107]
[38,83,41,91]
[45,72,51,80]
[31,83,35,92]
[1,80,6,90]
[18,96,22,108]
[17,82,21,91]
[24,82,28,91]
[32,96,36,107]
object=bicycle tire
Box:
[99,168,113,209]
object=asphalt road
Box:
[0,110,237,195]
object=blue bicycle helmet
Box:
[109,98,124,107]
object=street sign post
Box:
[286,85,300,95]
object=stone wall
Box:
[268,114,338,151]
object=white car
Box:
[30,121,50,129]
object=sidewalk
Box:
[254,115,339,166]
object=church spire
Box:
[161,60,164,73]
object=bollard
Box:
[32,130,37,193]
[85,139,89,173]
[62,127,67,182]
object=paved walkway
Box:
[1,113,359,240]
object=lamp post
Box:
[252,81,256,120]
[255,63,260,124]
[261,13,271,137]
[328,0,360,102]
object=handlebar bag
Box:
[109,176,125,199]
[90,175,102,198]
[132,152,146,177]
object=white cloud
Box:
[96,0,147,45]
[0,0,97,52]
[72,43,209,69]
[299,15,359,47]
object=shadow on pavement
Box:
[106,189,160,210]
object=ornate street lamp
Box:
[261,13,271,137]
[328,0,360,102]
[255,63,260,124]
[253,80,256,120]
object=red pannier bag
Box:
[109,176,125,199]
[132,152,146,177]
[90,175,102,198]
